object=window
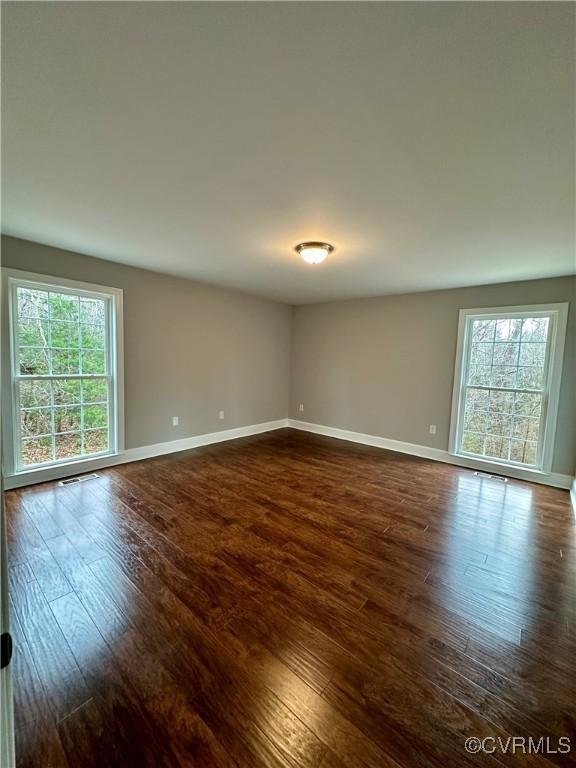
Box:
[449,304,568,473]
[6,272,123,474]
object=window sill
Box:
[4,451,122,490]
[451,452,547,477]
[446,451,569,488]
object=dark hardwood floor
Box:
[5,429,576,767]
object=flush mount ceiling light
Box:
[295,241,334,265]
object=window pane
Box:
[461,386,541,467]
[83,403,108,430]
[19,347,49,375]
[53,379,82,406]
[514,392,541,417]
[81,349,105,374]
[472,320,496,342]
[80,323,105,350]
[51,349,80,375]
[80,297,105,324]
[490,366,516,388]
[464,388,489,411]
[82,379,108,403]
[51,321,79,349]
[516,366,544,390]
[512,416,540,442]
[21,436,52,466]
[54,406,81,434]
[470,343,492,366]
[55,432,82,460]
[19,318,49,348]
[457,310,556,469]
[468,366,492,386]
[462,432,484,454]
[492,343,518,366]
[518,343,546,367]
[50,293,79,322]
[21,408,52,438]
[521,317,549,343]
[495,319,521,341]
[484,436,510,460]
[18,288,48,319]
[486,413,512,437]
[464,410,487,433]
[510,440,537,465]
[489,390,514,414]
[84,429,108,455]
[19,380,51,408]
[13,283,115,471]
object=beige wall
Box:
[290,276,576,476]
[1,236,292,450]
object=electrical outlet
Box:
[218,410,225,420]
[172,416,179,427]
[299,403,304,412]
[429,424,437,435]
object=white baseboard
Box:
[122,419,289,462]
[287,419,573,490]
[571,478,576,517]
[4,419,289,489]
[5,417,571,493]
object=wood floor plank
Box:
[14,721,70,768]
[49,591,184,768]
[9,599,52,730]
[9,574,92,722]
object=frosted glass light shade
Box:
[295,242,334,265]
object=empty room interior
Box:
[1,2,575,767]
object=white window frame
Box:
[2,269,124,482]
[449,303,568,476]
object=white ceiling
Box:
[2,2,574,304]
